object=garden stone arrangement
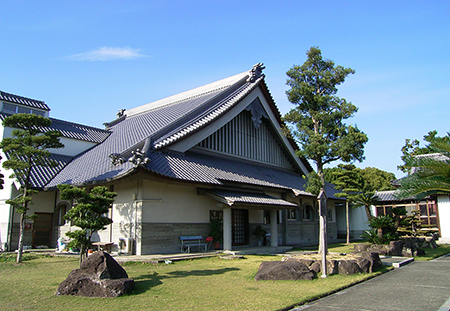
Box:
[255,251,382,281]
[56,251,134,297]
[353,236,438,257]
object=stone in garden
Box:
[338,260,361,275]
[424,236,438,249]
[56,251,134,297]
[388,240,404,256]
[360,251,382,273]
[309,261,321,274]
[310,259,339,275]
[353,243,371,253]
[285,257,315,267]
[356,256,371,273]
[255,261,315,281]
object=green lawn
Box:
[0,253,385,311]
[1,243,448,311]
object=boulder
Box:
[338,260,361,275]
[360,251,382,273]
[56,251,134,297]
[313,259,339,275]
[353,243,371,253]
[356,257,371,273]
[255,261,315,281]
[388,241,404,256]
[425,236,438,249]
[285,257,315,267]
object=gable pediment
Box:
[166,85,310,175]
[196,103,294,169]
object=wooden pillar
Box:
[223,207,232,251]
[270,210,278,247]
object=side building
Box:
[0,64,344,254]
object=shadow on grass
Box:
[130,267,240,295]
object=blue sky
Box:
[1,1,449,178]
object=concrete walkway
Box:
[290,254,450,311]
[111,246,294,263]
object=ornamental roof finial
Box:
[247,63,265,82]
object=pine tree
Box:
[283,47,368,274]
[58,184,116,265]
[0,113,63,263]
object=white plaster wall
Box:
[47,137,97,157]
[0,204,11,248]
[438,195,450,240]
[350,206,370,232]
[140,180,215,223]
[249,210,264,223]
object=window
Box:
[287,209,296,221]
[2,102,16,113]
[263,210,271,224]
[303,204,313,221]
[57,203,69,225]
[327,209,333,221]
[17,106,31,114]
[1,102,46,116]
[376,205,393,216]
[32,109,45,117]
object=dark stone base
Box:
[56,251,134,297]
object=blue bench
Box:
[180,236,209,253]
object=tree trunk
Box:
[16,213,25,264]
[346,201,350,245]
[79,244,85,267]
[377,228,383,240]
[364,205,373,222]
[16,185,30,264]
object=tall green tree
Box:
[0,113,63,263]
[358,167,396,192]
[58,184,116,265]
[397,136,450,199]
[283,47,368,266]
[325,166,396,192]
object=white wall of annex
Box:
[438,195,450,240]
[47,137,97,157]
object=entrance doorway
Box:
[232,209,249,246]
[32,213,53,248]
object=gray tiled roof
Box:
[10,153,73,189]
[201,188,298,207]
[153,77,262,149]
[49,118,110,143]
[0,90,50,111]
[375,190,417,202]
[375,190,398,201]
[0,113,110,144]
[44,66,331,200]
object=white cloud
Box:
[65,47,147,61]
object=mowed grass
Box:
[0,253,386,311]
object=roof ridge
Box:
[123,85,231,121]
[124,71,249,118]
